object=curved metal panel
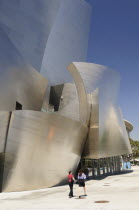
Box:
[0,28,47,111]
[2,110,87,192]
[67,62,132,158]
[67,63,89,126]
[0,112,11,191]
[40,0,92,85]
[124,120,133,132]
[0,112,10,153]
[0,0,61,71]
[58,83,80,122]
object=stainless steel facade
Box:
[58,83,80,122]
[0,0,132,192]
[0,0,92,192]
[124,120,133,138]
[2,110,87,192]
[40,0,92,85]
[0,112,10,153]
[0,0,61,71]
[0,28,47,111]
[0,62,132,192]
[0,0,92,83]
[67,62,132,159]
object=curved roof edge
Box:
[124,120,133,132]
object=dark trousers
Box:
[69,182,73,197]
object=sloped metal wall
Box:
[67,62,132,158]
[2,110,87,192]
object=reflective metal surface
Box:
[0,0,92,80]
[0,28,47,111]
[0,0,131,192]
[0,112,11,153]
[2,110,87,192]
[124,120,133,132]
[0,61,132,192]
[0,0,61,71]
[67,62,132,158]
[40,0,92,85]
[58,83,80,122]
[67,64,89,126]
[124,120,133,138]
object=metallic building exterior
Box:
[0,0,61,71]
[0,61,132,192]
[0,112,10,153]
[0,1,132,192]
[0,0,92,85]
[0,62,48,111]
[2,110,87,192]
[40,0,92,85]
[67,62,132,158]
[124,120,133,138]
[0,26,48,111]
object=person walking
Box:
[67,171,75,198]
[77,169,87,198]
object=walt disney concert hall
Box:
[0,0,132,192]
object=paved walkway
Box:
[0,166,139,210]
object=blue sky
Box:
[86,0,139,140]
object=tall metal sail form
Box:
[0,0,92,79]
[67,62,132,158]
[0,27,48,111]
[0,0,61,71]
[40,0,92,85]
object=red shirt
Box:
[67,174,74,182]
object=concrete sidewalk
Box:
[0,166,139,210]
